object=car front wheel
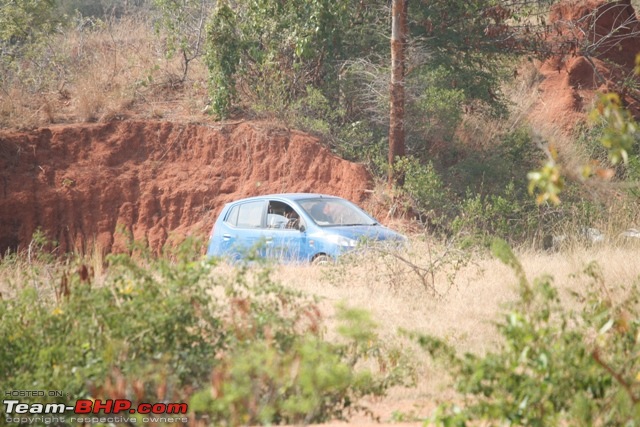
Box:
[311,254,331,265]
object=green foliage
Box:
[191,338,358,425]
[289,86,339,138]
[270,84,378,166]
[205,1,241,118]
[0,239,222,402]
[204,0,366,119]
[586,93,640,188]
[574,105,640,199]
[190,304,399,425]
[420,238,640,426]
[434,127,545,243]
[407,0,527,116]
[199,0,551,195]
[591,93,639,166]
[364,126,555,245]
[0,0,61,48]
[0,7,92,102]
[392,156,449,220]
[450,126,543,195]
[405,67,467,152]
[0,239,402,425]
[0,0,67,88]
[332,120,377,163]
[452,182,541,245]
[527,155,564,206]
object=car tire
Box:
[311,254,331,265]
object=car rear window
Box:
[224,204,240,226]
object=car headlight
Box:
[326,235,358,247]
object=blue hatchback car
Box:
[206,193,406,264]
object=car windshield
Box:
[298,198,377,226]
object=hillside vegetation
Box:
[1,0,640,426]
[2,0,640,244]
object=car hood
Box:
[323,225,406,242]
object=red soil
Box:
[0,120,371,255]
[530,0,640,133]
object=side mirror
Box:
[299,224,306,233]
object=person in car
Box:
[285,210,301,229]
[310,202,350,224]
[309,203,329,223]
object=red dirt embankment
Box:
[531,0,640,132]
[0,120,371,255]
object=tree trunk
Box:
[388,0,408,187]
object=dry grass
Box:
[268,240,640,421]
[0,14,210,129]
[0,240,107,301]
[1,238,638,423]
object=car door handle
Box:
[222,234,232,240]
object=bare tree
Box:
[153,0,213,84]
[388,0,408,187]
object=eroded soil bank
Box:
[0,120,371,255]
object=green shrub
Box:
[392,156,449,222]
[205,2,241,118]
[405,67,466,154]
[447,127,542,196]
[189,305,399,425]
[289,86,339,139]
[419,239,640,426]
[0,239,224,404]
[0,239,404,425]
[451,182,541,246]
[576,118,640,193]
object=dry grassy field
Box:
[1,232,638,425]
[268,240,640,423]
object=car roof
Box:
[228,193,342,203]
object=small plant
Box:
[330,236,472,299]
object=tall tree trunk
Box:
[388,0,408,187]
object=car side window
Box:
[268,201,304,230]
[235,201,265,228]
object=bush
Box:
[189,305,400,425]
[393,156,450,222]
[419,239,640,426]
[0,239,404,425]
[0,239,225,406]
[451,182,541,246]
